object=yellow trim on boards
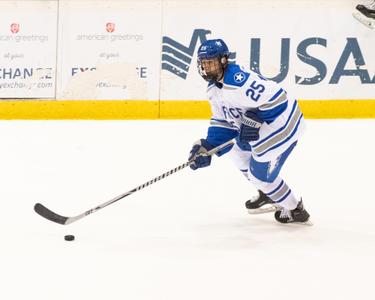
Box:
[0,100,374,120]
[0,100,159,120]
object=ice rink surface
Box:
[0,119,375,300]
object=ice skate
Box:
[245,190,278,214]
[353,4,375,29]
[274,200,312,225]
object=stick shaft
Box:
[69,139,234,223]
[69,161,191,224]
[35,139,234,225]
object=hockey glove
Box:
[239,110,264,142]
[188,139,214,170]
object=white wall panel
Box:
[56,0,162,100]
[0,1,57,98]
[160,0,375,101]
[0,0,373,101]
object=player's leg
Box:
[247,142,311,224]
[226,142,276,213]
[226,141,310,223]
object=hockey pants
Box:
[227,141,300,210]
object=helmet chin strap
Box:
[215,57,228,82]
[216,69,224,82]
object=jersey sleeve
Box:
[246,74,288,123]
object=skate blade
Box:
[353,12,374,29]
[279,219,314,226]
[298,219,313,226]
[247,205,278,214]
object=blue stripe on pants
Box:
[249,141,297,183]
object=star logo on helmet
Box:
[234,72,245,83]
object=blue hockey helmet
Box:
[197,39,230,82]
[197,39,229,60]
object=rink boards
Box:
[0,0,374,118]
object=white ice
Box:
[0,119,375,300]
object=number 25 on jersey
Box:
[246,81,265,102]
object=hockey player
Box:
[353,0,375,29]
[188,39,310,224]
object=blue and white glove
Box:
[188,139,215,170]
[239,110,264,142]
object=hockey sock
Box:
[260,177,299,210]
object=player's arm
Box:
[203,94,238,156]
[239,81,288,142]
[257,88,288,122]
[189,122,237,170]
[206,118,238,155]
[189,96,237,170]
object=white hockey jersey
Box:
[206,63,305,162]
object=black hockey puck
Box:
[64,235,75,241]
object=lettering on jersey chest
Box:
[212,89,244,126]
[222,105,243,121]
[221,105,242,128]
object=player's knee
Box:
[248,160,280,183]
[246,170,270,189]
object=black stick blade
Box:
[34,203,69,225]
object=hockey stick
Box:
[34,139,234,225]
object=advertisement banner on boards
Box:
[0,1,57,98]
[57,0,162,100]
[160,0,375,101]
